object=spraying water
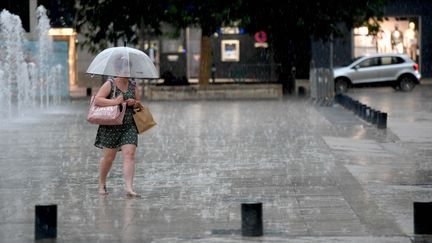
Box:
[36,5,54,109]
[0,6,63,119]
[0,9,28,117]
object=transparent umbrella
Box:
[86,47,159,79]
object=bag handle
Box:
[130,79,137,93]
[108,78,117,99]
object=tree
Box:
[37,0,76,28]
[74,0,165,53]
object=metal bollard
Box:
[377,112,387,129]
[356,102,362,116]
[86,87,92,97]
[347,97,354,110]
[335,94,341,103]
[35,204,57,240]
[369,109,376,124]
[343,95,349,108]
[360,105,367,120]
[372,110,380,125]
[298,86,306,96]
[414,202,432,234]
[354,101,360,114]
[365,107,371,122]
[241,203,263,236]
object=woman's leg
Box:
[121,144,139,196]
[99,147,117,195]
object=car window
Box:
[342,56,363,66]
[381,57,392,65]
[392,57,405,64]
[358,57,379,68]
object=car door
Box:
[378,56,400,81]
[349,57,381,84]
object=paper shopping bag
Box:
[133,103,156,134]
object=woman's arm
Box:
[94,81,124,106]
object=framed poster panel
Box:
[221,40,240,62]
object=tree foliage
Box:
[75,0,165,53]
[239,0,386,41]
[163,0,241,36]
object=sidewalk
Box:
[1,85,431,242]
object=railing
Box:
[309,68,334,105]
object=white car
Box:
[333,53,421,93]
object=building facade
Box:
[154,27,279,84]
[312,0,432,78]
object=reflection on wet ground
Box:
[0,84,431,242]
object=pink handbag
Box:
[86,81,126,125]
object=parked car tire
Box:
[335,78,349,94]
[391,83,400,90]
[398,75,416,92]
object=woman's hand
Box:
[125,98,136,107]
[115,94,124,105]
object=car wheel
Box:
[398,75,416,92]
[335,78,348,94]
[391,83,400,90]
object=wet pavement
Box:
[1,83,432,242]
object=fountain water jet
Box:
[0,9,28,117]
[0,6,64,119]
[36,6,53,109]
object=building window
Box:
[353,17,420,63]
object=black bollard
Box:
[355,102,361,116]
[370,109,377,124]
[352,101,358,113]
[350,98,356,111]
[342,95,347,106]
[86,87,92,97]
[373,110,380,125]
[35,204,57,240]
[365,107,371,122]
[346,96,353,109]
[377,112,387,129]
[298,86,306,96]
[360,105,366,119]
[241,203,263,236]
[414,202,432,234]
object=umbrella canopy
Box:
[86,47,159,79]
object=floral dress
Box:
[94,78,138,150]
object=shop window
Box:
[353,17,420,63]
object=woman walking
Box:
[93,74,141,197]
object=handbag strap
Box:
[130,79,137,93]
[108,78,117,99]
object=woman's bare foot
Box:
[99,185,108,195]
[126,190,141,198]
